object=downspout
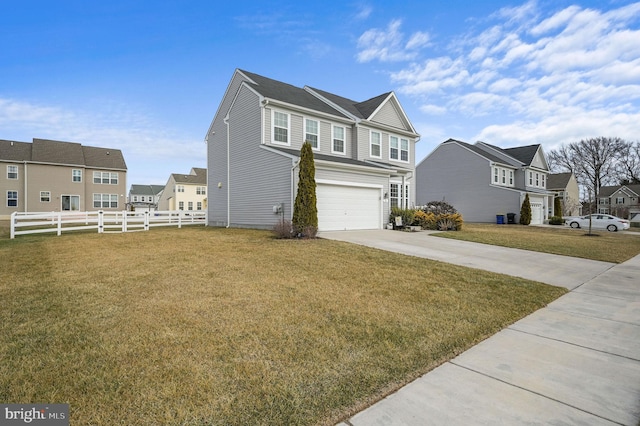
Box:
[224,116,230,227]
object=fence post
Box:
[98,210,104,234]
[57,212,62,236]
[144,211,150,231]
[10,212,16,239]
[178,210,183,228]
[122,211,127,232]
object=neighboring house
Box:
[415,139,555,224]
[128,184,164,212]
[158,167,207,211]
[547,172,581,216]
[205,69,420,231]
[1,138,127,219]
[597,184,640,219]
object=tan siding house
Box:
[1,138,127,219]
[158,168,207,211]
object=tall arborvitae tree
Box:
[292,141,318,237]
[519,194,532,225]
[554,196,563,218]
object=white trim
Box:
[304,117,320,151]
[271,109,291,146]
[389,135,410,164]
[316,178,383,189]
[369,130,382,159]
[331,124,346,155]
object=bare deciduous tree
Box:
[547,137,627,209]
[616,140,640,184]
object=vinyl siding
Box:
[228,86,291,228]
[371,100,404,129]
[416,142,522,222]
[207,74,246,225]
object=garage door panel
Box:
[316,184,381,231]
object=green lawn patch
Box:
[1,227,566,425]
[436,223,640,263]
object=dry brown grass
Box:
[0,226,566,425]
[436,223,640,263]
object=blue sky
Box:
[2,0,639,187]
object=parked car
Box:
[565,214,630,232]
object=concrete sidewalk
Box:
[321,230,640,425]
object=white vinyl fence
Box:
[10,210,206,239]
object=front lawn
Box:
[0,227,566,425]
[436,223,640,263]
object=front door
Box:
[61,195,80,211]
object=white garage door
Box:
[530,200,543,225]
[316,183,381,231]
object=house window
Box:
[390,136,399,160]
[305,118,319,149]
[509,171,514,185]
[94,172,116,184]
[494,168,499,183]
[178,201,184,210]
[332,126,345,154]
[529,172,533,186]
[600,198,609,205]
[133,196,138,202]
[40,191,51,202]
[370,131,381,158]
[7,191,18,207]
[93,194,118,208]
[616,197,625,204]
[535,173,539,186]
[7,165,18,180]
[177,185,185,193]
[273,111,289,144]
[541,174,545,188]
[502,169,506,184]
[400,138,409,162]
[196,186,206,195]
[390,183,409,209]
[72,169,82,182]
[188,202,193,210]
[197,202,202,210]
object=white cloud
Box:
[356,19,430,62]
[354,3,373,21]
[369,1,640,155]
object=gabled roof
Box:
[0,138,127,170]
[0,140,32,161]
[305,87,390,120]
[612,184,640,197]
[547,172,573,190]
[503,145,541,165]
[172,167,207,185]
[597,185,621,197]
[130,184,165,196]
[238,70,348,118]
[440,138,514,165]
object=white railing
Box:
[10,210,206,239]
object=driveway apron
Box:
[321,230,640,426]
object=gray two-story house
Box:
[416,139,555,224]
[205,69,420,231]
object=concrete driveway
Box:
[320,230,640,425]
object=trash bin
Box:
[507,213,516,224]
[496,214,505,224]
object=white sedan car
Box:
[565,214,630,232]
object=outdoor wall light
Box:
[218,182,222,188]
